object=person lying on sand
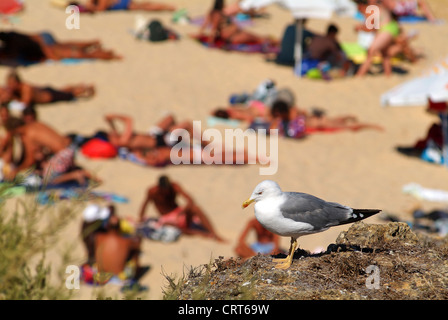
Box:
[269,100,384,137]
[104,113,197,152]
[2,115,101,185]
[194,0,278,46]
[31,31,122,61]
[0,30,121,62]
[84,0,176,12]
[130,143,263,167]
[211,90,383,134]
[212,100,270,123]
[138,175,226,242]
[103,113,268,167]
[0,69,94,107]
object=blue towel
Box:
[207,116,241,128]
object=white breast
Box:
[254,196,314,238]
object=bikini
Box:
[217,14,242,43]
[39,87,75,102]
[107,0,131,10]
[380,20,400,38]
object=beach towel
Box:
[35,188,129,205]
[207,116,241,128]
[136,218,182,242]
[80,263,148,292]
[190,34,279,54]
[0,0,24,15]
[117,147,148,166]
[0,175,128,204]
[341,42,404,65]
[0,57,94,68]
[403,183,448,202]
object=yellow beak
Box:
[242,198,255,209]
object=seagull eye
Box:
[257,191,263,195]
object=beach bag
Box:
[148,20,168,42]
[81,138,118,159]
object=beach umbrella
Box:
[381,57,448,166]
[381,73,448,106]
[381,58,448,107]
[240,0,357,76]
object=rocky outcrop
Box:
[165,222,448,300]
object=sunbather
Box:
[355,0,402,77]
[33,31,122,61]
[84,0,175,12]
[131,143,260,167]
[211,100,270,123]
[354,0,421,65]
[195,0,278,46]
[234,217,281,260]
[269,100,383,137]
[0,30,121,63]
[3,116,101,185]
[81,203,144,283]
[386,0,436,22]
[0,31,47,65]
[104,113,196,152]
[138,175,226,242]
[306,24,351,76]
[1,69,94,107]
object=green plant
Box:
[0,179,84,300]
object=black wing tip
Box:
[353,209,382,215]
[338,209,382,226]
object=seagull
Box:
[242,180,381,269]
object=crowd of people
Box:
[271,0,435,78]
[0,0,443,293]
[212,80,384,137]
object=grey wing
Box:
[280,192,353,230]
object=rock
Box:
[164,222,448,300]
[335,222,419,248]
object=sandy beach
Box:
[1,0,448,299]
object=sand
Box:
[2,0,448,299]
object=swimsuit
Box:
[250,242,275,254]
[277,116,306,139]
[39,32,56,46]
[108,0,131,10]
[157,207,187,229]
[248,100,267,117]
[157,207,202,229]
[42,144,76,181]
[380,20,400,38]
[154,131,175,148]
[40,87,75,102]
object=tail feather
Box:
[338,209,381,226]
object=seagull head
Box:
[242,180,282,208]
